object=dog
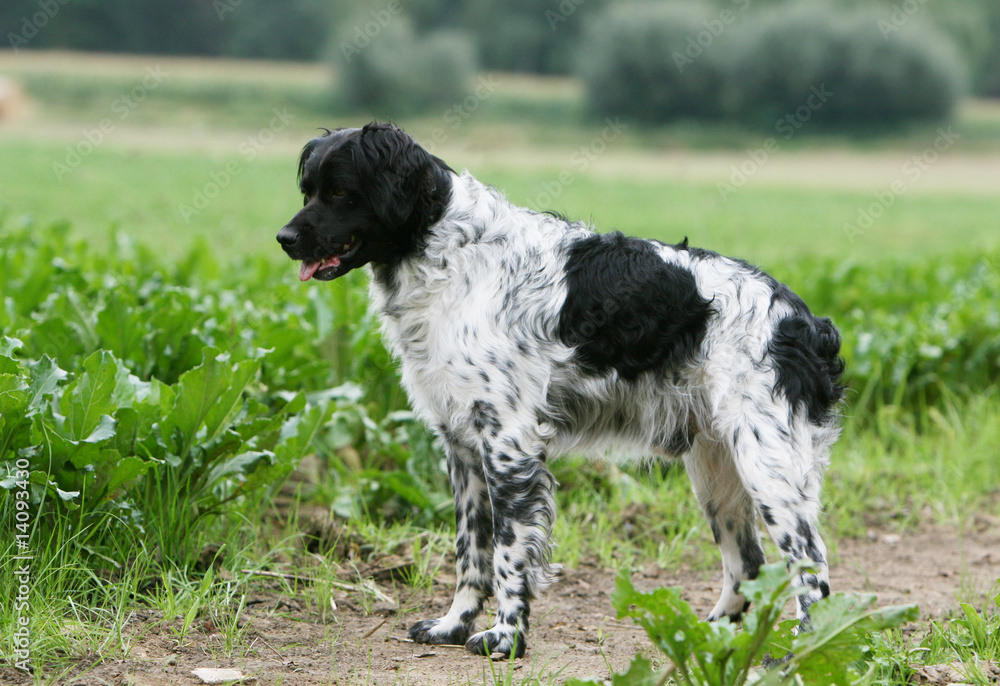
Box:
[277,122,844,659]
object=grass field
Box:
[1,51,999,685]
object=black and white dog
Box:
[277,122,844,658]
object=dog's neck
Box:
[368,172,514,301]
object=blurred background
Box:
[1,0,998,262]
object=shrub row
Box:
[579,1,969,126]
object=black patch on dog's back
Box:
[558,233,713,380]
[768,304,845,424]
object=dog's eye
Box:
[331,189,347,197]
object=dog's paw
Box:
[707,597,750,624]
[408,618,474,646]
[761,651,794,669]
[465,627,526,659]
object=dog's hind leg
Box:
[409,441,493,646]
[684,435,767,622]
[724,410,833,629]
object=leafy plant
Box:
[569,561,918,686]
[0,218,451,575]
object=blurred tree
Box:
[577,2,732,122]
[974,3,1000,96]
[336,16,477,116]
[4,0,224,55]
[728,2,968,126]
[222,0,335,61]
[463,0,607,74]
[1,0,997,102]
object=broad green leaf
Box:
[95,288,143,365]
[113,407,152,456]
[204,450,271,489]
[0,356,21,375]
[0,372,29,417]
[237,398,332,499]
[24,290,97,365]
[26,355,68,410]
[58,351,121,441]
[782,593,917,684]
[56,487,80,501]
[160,347,260,458]
[99,455,150,499]
[82,415,117,444]
[1,337,24,356]
[379,471,433,510]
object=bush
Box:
[336,18,477,116]
[577,2,730,123]
[977,6,1000,96]
[579,1,968,127]
[726,3,968,126]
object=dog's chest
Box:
[370,265,507,420]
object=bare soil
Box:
[6,521,999,686]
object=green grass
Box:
[3,136,999,268]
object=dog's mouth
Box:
[298,236,361,281]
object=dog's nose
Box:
[276,226,298,247]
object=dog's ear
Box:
[355,123,448,230]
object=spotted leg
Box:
[464,433,557,659]
[409,441,493,646]
[725,412,833,629]
[684,435,767,622]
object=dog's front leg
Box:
[409,442,493,646]
[464,437,557,659]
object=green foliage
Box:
[578,2,729,123]
[568,562,918,686]
[783,255,1000,418]
[728,3,968,127]
[0,219,447,573]
[978,6,1000,96]
[932,589,1000,661]
[0,0,333,60]
[2,0,997,105]
[579,1,969,127]
[337,18,477,116]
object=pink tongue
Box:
[299,256,342,281]
[299,261,321,281]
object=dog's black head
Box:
[277,122,453,281]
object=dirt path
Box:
[8,524,998,686]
